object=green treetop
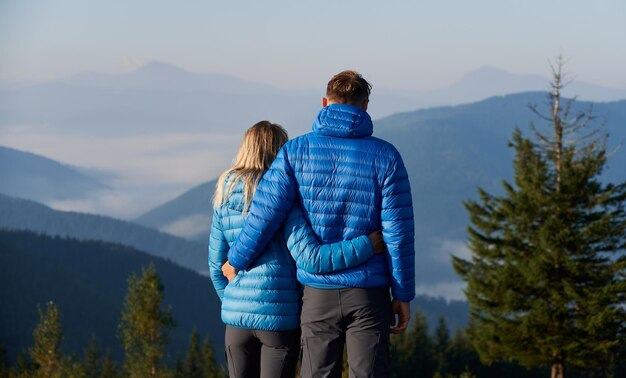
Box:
[30,302,63,378]
[118,263,174,378]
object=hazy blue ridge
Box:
[0,145,108,202]
[0,80,320,138]
[0,229,223,365]
[134,179,217,242]
[411,296,469,333]
[0,194,208,274]
[61,61,283,94]
[3,63,625,140]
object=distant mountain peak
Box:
[57,60,280,94]
[466,66,511,76]
[454,66,546,86]
[132,61,194,76]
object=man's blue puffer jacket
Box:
[227,104,415,302]
[209,178,376,331]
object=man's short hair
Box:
[326,70,371,105]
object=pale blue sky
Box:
[1,0,625,90]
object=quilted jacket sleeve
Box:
[283,205,375,274]
[227,147,297,271]
[381,150,415,302]
[208,207,229,301]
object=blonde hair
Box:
[213,121,288,213]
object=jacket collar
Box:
[312,104,373,138]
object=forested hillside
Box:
[0,194,207,274]
[0,229,223,365]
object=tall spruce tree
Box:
[118,263,174,378]
[453,57,626,378]
[30,301,63,378]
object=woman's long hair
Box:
[213,121,288,213]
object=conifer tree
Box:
[184,329,202,378]
[118,263,174,378]
[447,328,478,377]
[453,57,626,378]
[30,301,63,378]
[99,350,119,378]
[433,316,450,377]
[201,336,225,378]
[173,357,185,378]
[390,310,434,378]
[59,358,87,378]
[13,351,34,378]
[83,335,101,377]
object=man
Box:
[224,70,415,377]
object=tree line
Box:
[0,262,546,378]
[0,264,226,378]
[1,261,623,377]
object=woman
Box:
[208,121,382,378]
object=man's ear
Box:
[361,98,369,111]
[322,97,328,107]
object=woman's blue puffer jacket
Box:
[226,104,415,302]
[209,178,375,331]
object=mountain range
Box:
[2,62,625,298]
[377,92,626,290]
[132,92,626,298]
[3,62,623,367]
[2,62,625,139]
[60,61,280,95]
[409,66,626,105]
[134,179,217,241]
[0,146,108,203]
[0,194,208,275]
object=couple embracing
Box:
[209,70,415,378]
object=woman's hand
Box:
[368,230,387,254]
[222,261,238,282]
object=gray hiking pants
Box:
[224,325,300,378]
[299,286,391,378]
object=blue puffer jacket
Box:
[227,104,415,302]
[209,178,375,331]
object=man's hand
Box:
[368,230,387,255]
[390,300,410,334]
[222,261,238,282]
